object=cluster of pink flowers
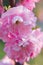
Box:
[0,0,43,64]
[17,0,40,10]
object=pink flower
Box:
[0,6,37,42]
[0,55,14,65]
[4,28,43,63]
[17,0,40,10]
[29,28,43,58]
[0,58,13,65]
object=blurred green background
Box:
[0,0,43,65]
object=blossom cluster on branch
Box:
[0,0,43,65]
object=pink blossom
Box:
[0,6,37,42]
[17,0,40,10]
[4,28,43,63]
[29,28,43,58]
[0,57,13,65]
[0,55,14,65]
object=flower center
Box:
[12,16,23,24]
[16,20,19,24]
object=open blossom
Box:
[0,56,13,65]
[29,28,43,58]
[17,0,40,10]
[0,55,14,65]
[4,28,43,63]
[0,5,37,42]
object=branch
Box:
[9,0,16,7]
[0,0,4,17]
[0,0,3,6]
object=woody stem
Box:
[9,0,16,7]
[15,62,23,65]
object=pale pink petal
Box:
[17,0,40,10]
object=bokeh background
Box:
[0,0,43,65]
